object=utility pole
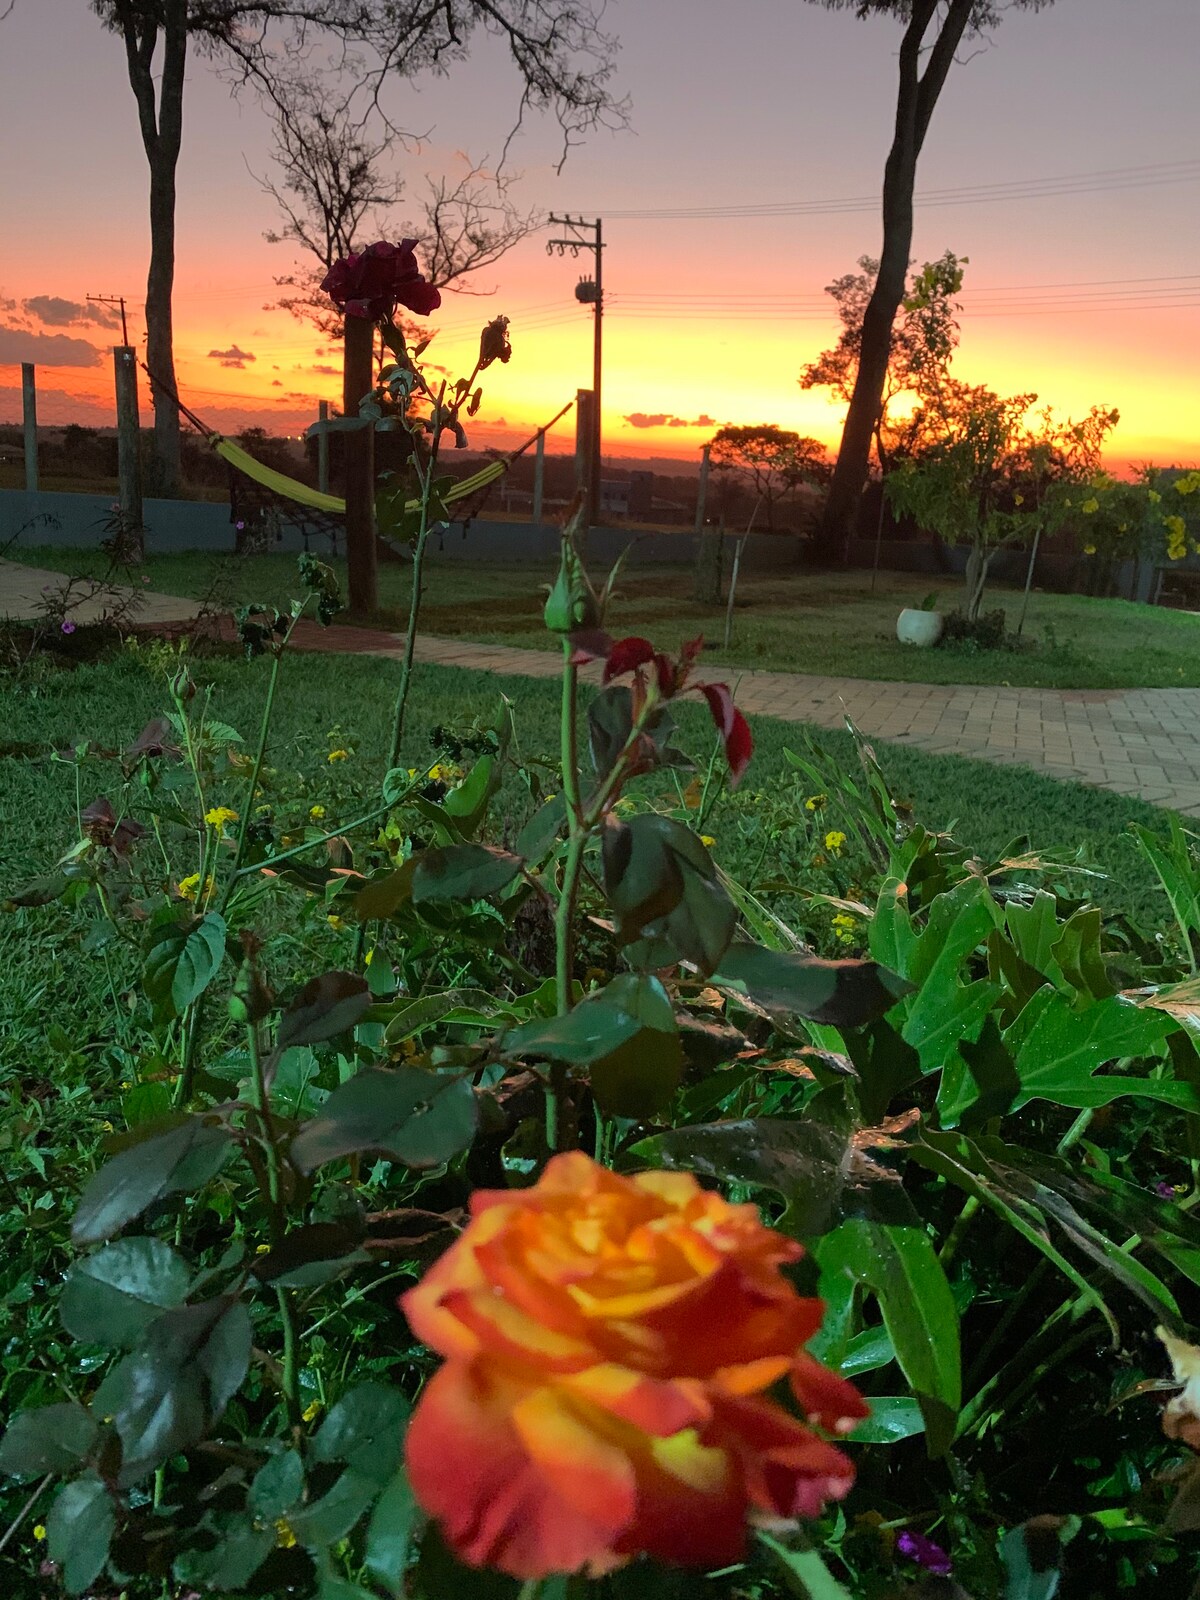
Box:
[87,294,130,347]
[113,345,144,555]
[547,215,604,534]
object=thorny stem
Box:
[547,646,587,1152]
[246,1023,301,1427]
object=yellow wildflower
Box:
[1013,492,1024,506]
[804,794,827,812]
[32,1525,46,1542]
[177,872,214,902]
[1149,489,1162,504]
[1083,544,1097,556]
[309,804,327,822]
[1165,514,1189,561]
[275,1519,297,1549]
[327,749,350,764]
[700,834,716,848]
[255,1243,271,1255]
[327,914,346,931]
[302,1399,323,1423]
[824,830,847,854]
[1177,472,1200,496]
[203,806,239,832]
[1081,497,1099,515]
[832,912,858,945]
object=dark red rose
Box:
[320,239,441,321]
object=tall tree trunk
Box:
[146,155,181,495]
[816,0,974,563]
[119,0,187,498]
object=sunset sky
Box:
[2,0,1199,470]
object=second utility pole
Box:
[547,215,604,535]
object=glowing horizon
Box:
[2,0,1198,476]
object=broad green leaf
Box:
[60,1237,191,1348]
[250,1448,305,1520]
[871,878,1002,1076]
[1005,987,1183,1110]
[442,754,498,836]
[712,942,909,1026]
[383,988,509,1046]
[632,1116,917,1237]
[1134,819,1200,960]
[277,970,370,1051]
[173,1513,275,1591]
[72,1117,234,1244]
[352,858,417,922]
[0,1403,97,1479]
[291,1384,409,1551]
[850,1395,925,1443]
[411,843,523,904]
[825,1218,960,1457]
[515,794,567,862]
[841,1323,896,1377]
[844,1018,922,1124]
[92,1296,252,1484]
[1050,907,1114,1001]
[366,1467,416,1596]
[312,1382,410,1483]
[143,912,227,1019]
[47,1473,114,1596]
[290,1067,478,1172]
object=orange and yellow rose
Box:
[401,1152,865,1580]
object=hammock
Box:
[145,362,571,525]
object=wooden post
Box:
[21,363,37,492]
[532,427,545,524]
[693,444,723,604]
[317,400,330,495]
[114,346,144,556]
[342,316,377,616]
[574,388,594,546]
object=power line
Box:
[583,158,1200,221]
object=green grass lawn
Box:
[0,646,1174,950]
[19,544,1200,690]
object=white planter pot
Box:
[896,608,944,648]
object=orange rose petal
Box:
[407,1360,628,1580]
[713,1395,856,1522]
[511,1385,638,1531]
[710,1355,795,1397]
[440,1288,596,1373]
[790,1350,872,1434]
[561,1364,712,1436]
[617,1427,747,1569]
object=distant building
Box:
[599,478,629,517]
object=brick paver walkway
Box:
[3,561,1197,814]
[288,627,1200,817]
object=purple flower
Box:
[1155,1181,1177,1199]
[61,620,77,635]
[897,1530,953,1576]
[236,520,246,531]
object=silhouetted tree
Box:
[86,1,627,494]
[803,0,1054,559]
[261,74,539,340]
[801,249,965,476]
[708,424,830,531]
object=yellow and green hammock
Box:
[148,364,571,524]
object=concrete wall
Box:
[1,487,805,571]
